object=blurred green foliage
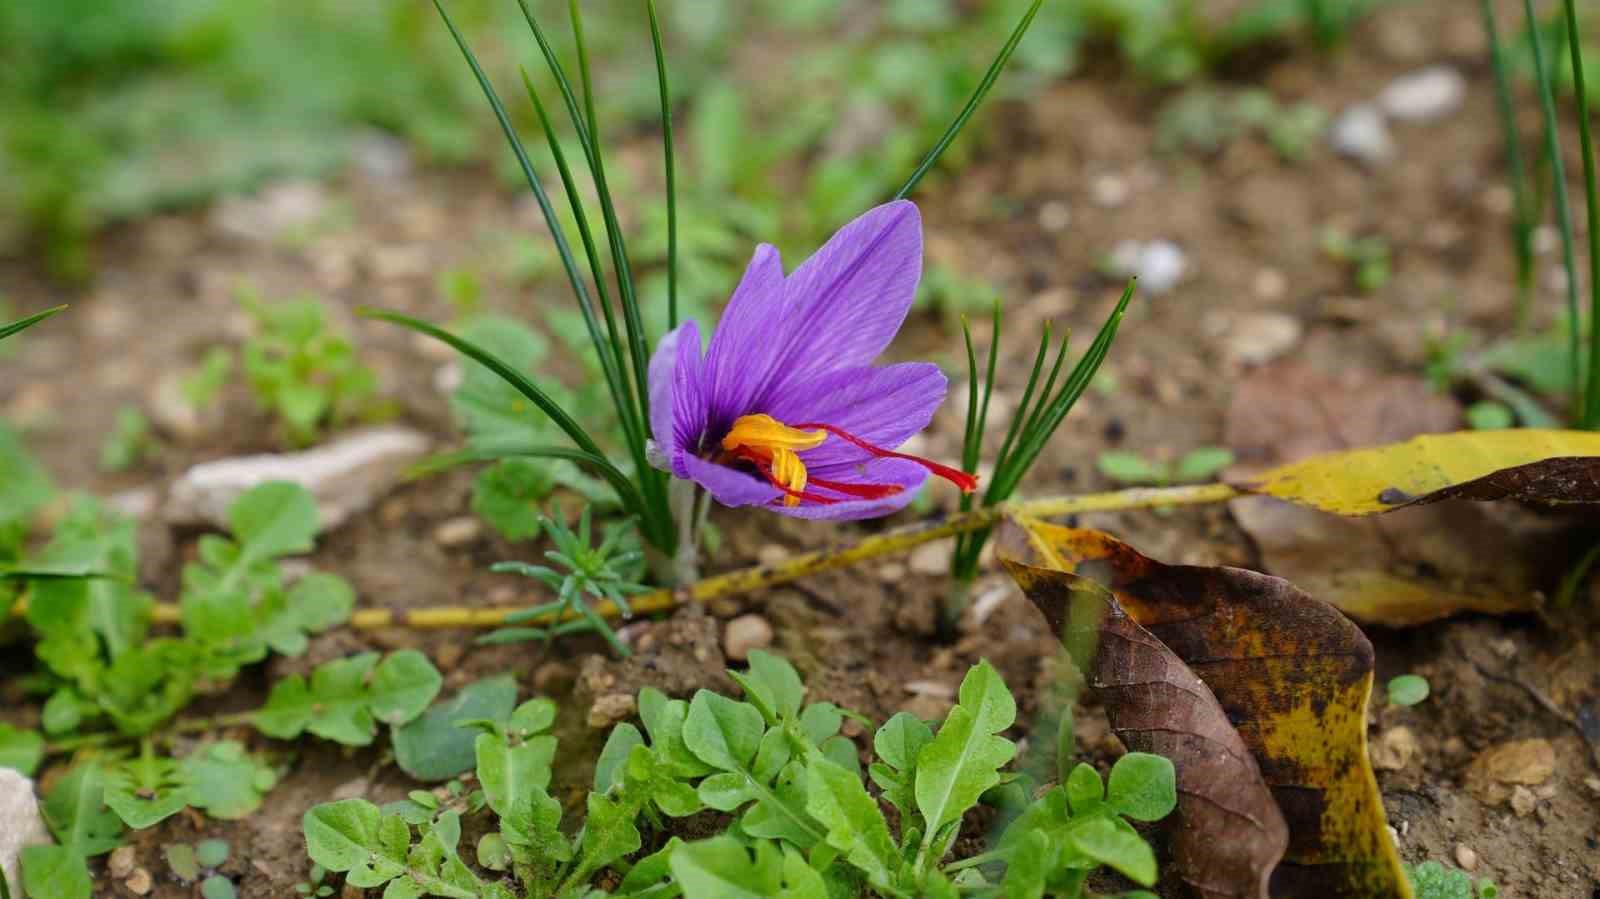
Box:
[1,0,1384,282]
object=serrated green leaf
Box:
[572,791,641,881]
[260,572,355,656]
[394,675,518,782]
[302,800,409,888]
[804,752,898,890]
[470,459,552,541]
[684,691,764,772]
[104,751,188,830]
[914,660,1016,840]
[182,742,276,820]
[1105,753,1176,822]
[475,730,556,818]
[624,745,703,818]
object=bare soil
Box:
[2,2,1598,896]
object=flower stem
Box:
[117,483,1236,633]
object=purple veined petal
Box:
[670,320,707,477]
[752,200,923,410]
[764,362,947,470]
[647,322,685,454]
[682,454,783,508]
[770,457,929,521]
[700,243,785,437]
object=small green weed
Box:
[1097,447,1235,486]
[1404,860,1498,899]
[300,651,1177,898]
[237,291,381,446]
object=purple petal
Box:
[682,454,782,508]
[648,321,707,477]
[770,458,929,521]
[754,200,922,407]
[764,362,947,470]
[701,244,785,435]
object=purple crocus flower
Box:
[647,199,977,520]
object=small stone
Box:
[968,582,1012,627]
[904,680,956,700]
[909,540,953,576]
[106,487,159,522]
[1488,637,1518,660]
[108,846,137,879]
[125,868,154,896]
[434,643,465,672]
[1509,784,1537,817]
[902,693,954,722]
[724,614,774,662]
[1223,313,1303,366]
[1090,174,1129,208]
[1584,776,1600,794]
[0,769,51,894]
[1378,66,1466,122]
[588,693,637,729]
[432,516,482,548]
[354,134,414,182]
[212,180,327,242]
[1329,104,1394,166]
[534,661,576,695]
[756,544,789,567]
[1370,726,1419,771]
[1472,738,1555,785]
[147,372,215,443]
[1037,200,1072,232]
[331,778,369,801]
[167,426,431,533]
[877,562,907,583]
[1106,240,1187,296]
[1454,844,1478,872]
[1253,268,1288,301]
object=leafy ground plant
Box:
[301,651,1175,898]
[236,290,382,445]
[1095,447,1235,487]
[1404,861,1499,899]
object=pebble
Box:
[587,693,637,729]
[432,516,482,548]
[724,614,774,662]
[1378,66,1466,122]
[1223,313,1303,367]
[904,680,956,700]
[1509,784,1538,817]
[1370,726,1419,771]
[1090,174,1129,208]
[0,769,51,895]
[108,846,137,879]
[1253,268,1288,301]
[1454,844,1479,872]
[1107,240,1187,295]
[1473,738,1555,785]
[167,426,431,533]
[909,541,953,576]
[1329,104,1394,166]
[1037,200,1072,232]
[354,134,414,182]
[877,562,907,583]
[756,544,790,567]
[534,661,576,694]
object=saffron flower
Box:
[647,200,977,520]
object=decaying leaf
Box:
[1242,430,1600,515]
[1000,517,1411,899]
[1001,541,1288,899]
[1224,364,1594,625]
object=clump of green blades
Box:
[362,0,1047,569]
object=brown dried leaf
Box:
[1000,528,1288,899]
[1000,517,1411,898]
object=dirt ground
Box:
[2,2,1598,897]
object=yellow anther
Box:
[769,447,807,506]
[722,414,826,453]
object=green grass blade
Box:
[960,315,983,473]
[893,0,1043,200]
[567,0,654,427]
[974,300,1001,467]
[1523,0,1584,420]
[989,324,1054,492]
[646,0,679,331]
[991,282,1134,501]
[518,66,642,449]
[360,308,605,459]
[1563,0,1600,426]
[0,304,65,341]
[1480,0,1537,328]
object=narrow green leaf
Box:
[0,306,66,342]
[804,752,898,889]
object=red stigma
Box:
[793,423,980,494]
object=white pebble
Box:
[1379,66,1466,122]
